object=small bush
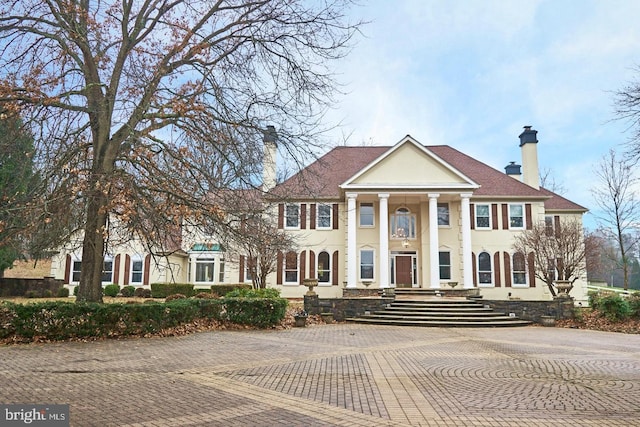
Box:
[42,290,53,298]
[134,287,152,298]
[57,287,70,298]
[120,286,135,297]
[73,286,79,296]
[165,293,187,302]
[194,292,217,299]
[210,284,252,297]
[593,293,632,322]
[150,283,195,298]
[25,290,39,298]
[103,284,120,297]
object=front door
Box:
[395,255,413,287]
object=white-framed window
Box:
[512,252,527,286]
[244,257,255,283]
[102,257,114,283]
[285,203,300,229]
[359,203,374,227]
[219,257,225,282]
[545,215,554,236]
[391,207,416,239]
[439,251,451,280]
[437,203,450,226]
[285,251,298,284]
[317,204,332,229]
[360,249,375,281]
[509,204,525,229]
[317,251,331,284]
[195,257,215,283]
[131,258,143,284]
[478,251,492,285]
[72,260,82,282]
[475,204,491,229]
[547,258,556,282]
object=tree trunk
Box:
[76,189,108,303]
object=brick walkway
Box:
[1,324,640,426]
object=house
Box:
[50,126,588,303]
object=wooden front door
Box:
[395,256,413,287]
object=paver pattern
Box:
[1,324,639,426]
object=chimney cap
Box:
[263,125,278,144]
[518,125,538,146]
[505,161,522,175]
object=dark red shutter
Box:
[113,254,121,285]
[492,204,499,230]
[493,252,501,287]
[299,251,306,284]
[332,251,339,285]
[470,204,475,230]
[277,204,284,229]
[503,252,512,287]
[502,204,508,230]
[239,256,245,282]
[143,254,151,286]
[333,204,339,229]
[310,204,316,229]
[472,252,477,286]
[309,250,316,279]
[64,254,71,284]
[124,254,131,285]
[554,215,561,237]
[300,204,306,230]
[525,204,532,230]
[528,252,536,287]
[276,252,283,284]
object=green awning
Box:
[190,243,225,252]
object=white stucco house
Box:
[50,126,588,303]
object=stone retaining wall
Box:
[304,294,394,321]
[481,298,575,322]
[0,277,65,297]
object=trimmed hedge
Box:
[150,283,195,298]
[224,288,287,327]
[103,284,120,297]
[0,299,224,341]
[210,284,252,297]
[121,286,135,297]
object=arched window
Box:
[478,251,492,285]
[391,207,416,239]
[512,252,527,286]
[318,251,330,283]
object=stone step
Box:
[376,309,504,317]
[346,317,532,327]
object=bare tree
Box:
[512,218,587,297]
[0,1,361,302]
[591,149,640,290]
[539,167,567,195]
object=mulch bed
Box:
[556,309,640,334]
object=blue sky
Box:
[324,0,640,229]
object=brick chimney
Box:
[519,126,539,189]
[262,125,278,191]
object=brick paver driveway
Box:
[1,324,639,426]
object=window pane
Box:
[219,258,225,282]
[101,261,113,282]
[360,203,374,226]
[72,261,82,282]
[360,250,374,280]
[132,260,143,283]
[285,204,299,227]
[318,204,332,228]
[478,252,492,284]
[476,205,490,228]
[439,252,451,280]
[285,251,298,283]
[195,260,215,282]
[510,205,524,228]
[437,203,449,226]
[318,252,330,282]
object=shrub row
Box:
[0,290,287,342]
[588,291,640,322]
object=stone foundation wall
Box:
[483,298,575,322]
[304,294,393,321]
[0,277,65,297]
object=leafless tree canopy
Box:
[0,0,361,301]
[591,149,640,289]
[512,218,587,297]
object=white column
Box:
[460,193,474,288]
[346,193,358,288]
[428,193,440,289]
[378,193,390,288]
[189,256,196,283]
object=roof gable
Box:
[342,136,479,191]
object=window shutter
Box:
[492,204,499,230]
[470,204,475,230]
[310,204,316,229]
[300,204,307,230]
[277,204,284,229]
[299,251,306,284]
[276,252,283,284]
[472,252,477,286]
[525,204,532,230]
[501,204,508,230]
[332,251,339,285]
[124,254,131,285]
[333,204,339,229]
[493,252,501,287]
[113,254,121,285]
[239,256,245,282]
[554,215,561,237]
[528,252,536,287]
[143,254,151,286]
[64,254,71,284]
[503,252,512,287]
[309,250,316,279]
